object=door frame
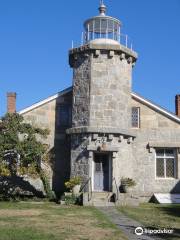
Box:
[92,152,112,192]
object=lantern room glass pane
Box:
[84,17,120,43]
[101,19,107,33]
[108,20,114,32]
[94,19,100,32]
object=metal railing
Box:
[72,32,133,50]
[112,177,119,202]
[80,177,92,202]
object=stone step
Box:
[92,192,113,198]
[90,192,115,206]
[92,199,110,203]
[92,201,115,207]
[92,196,109,200]
[83,192,116,206]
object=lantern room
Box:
[83,1,121,43]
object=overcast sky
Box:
[0,0,180,116]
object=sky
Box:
[0,0,180,116]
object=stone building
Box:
[8,2,180,204]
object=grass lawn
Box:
[118,203,180,240]
[0,201,126,240]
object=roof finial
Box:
[99,0,107,16]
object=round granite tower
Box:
[68,2,138,194]
[69,1,137,130]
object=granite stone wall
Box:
[130,98,180,199]
[71,46,134,130]
[15,39,180,201]
[90,52,132,129]
[72,55,91,127]
[70,134,90,184]
[69,43,137,190]
[17,88,180,199]
[21,91,72,195]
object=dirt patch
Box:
[0,209,43,217]
[26,213,120,240]
[0,204,125,240]
[5,211,119,240]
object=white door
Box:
[94,153,110,191]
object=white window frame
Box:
[131,107,140,128]
[155,148,177,179]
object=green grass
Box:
[0,202,126,240]
[118,203,180,240]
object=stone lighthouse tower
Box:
[67,1,138,199]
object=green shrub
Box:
[65,176,81,191]
[40,170,56,201]
[121,177,136,187]
[64,194,78,205]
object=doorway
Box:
[93,153,111,192]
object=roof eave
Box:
[132,92,180,124]
[18,87,72,115]
[18,87,180,124]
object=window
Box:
[132,107,140,128]
[57,105,71,126]
[95,162,102,172]
[156,149,176,178]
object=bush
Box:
[121,177,136,187]
[64,194,78,205]
[40,170,56,201]
[65,176,81,191]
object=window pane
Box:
[94,19,100,32]
[132,107,139,128]
[101,19,107,33]
[156,158,164,177]
[108,20,114,32]
[95,162,102,172]
[165,149,174,157]
[166,159,175,178]
[156,149,164,157]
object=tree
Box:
[0,113,51,198]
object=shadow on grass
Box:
[157,205,180,239]
[158,204,180,218]
[143,226,180,240]
[119,203,180,240]
[144,203,180,239]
